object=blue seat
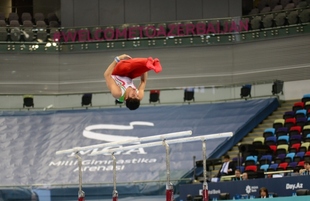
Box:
[274,153,286,164]
[236,166,245,173]
[306,133,310,142]
[290,134,302,144]
[259,154,273,165]
[295,109,307,118]
[284,152,296,163]
[263,128,276,138]
[268,163,279,171]
[245,155,258,166]
[283,111,295,119]
[277,135,289,145]
[293,152,305,162]
[302,94,310,103]
[296,117,307,127]
[265,136,277,145]
[260,164,270,171]
[287,162,298,170]
[276,127,288,137]
[264,128,275,134]
[232,157,243,166]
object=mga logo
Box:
[83,121,154,142]
[78,121,155,156]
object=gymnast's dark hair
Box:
[126,98,140,110]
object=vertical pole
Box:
[193,156,196,182]
[112,153,118,201]
[202,140,209,201]
[238,143,241,168]
[163,140,173,201]
[75,152,85,201]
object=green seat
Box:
[253,137,265,145]
[273,119,285,130]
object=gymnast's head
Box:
[126,97,140,110]
[125,87,141,110]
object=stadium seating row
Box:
[234,94,310,175]
[0,12,60,27]
[249,0,310,14]
[249,8,310,29]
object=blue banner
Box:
[0,98,278,187]
[179,175,310,200]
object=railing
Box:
[0,7,309,53]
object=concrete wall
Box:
[33,0,61,19]
[60,0,242,27]
[0,0,12,18]
[0,0,61,21]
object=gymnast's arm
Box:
[104,54,131,99]
[138,72,148,100]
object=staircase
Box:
[210,99,298,177]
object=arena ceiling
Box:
[0,34,310,95]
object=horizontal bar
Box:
[90,132,233,156]
[220,175,235,179]
[264,170,293,174]
[55,130,192,155]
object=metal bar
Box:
[163,140,173,201]
[91,132,233,155]
[56,130,192,155]
[193,155,196,182]
[264,170,293,174]
[111,154,118,201]
[202,140,209,201]
[202,140,207,184]
[75,152,85,201]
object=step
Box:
[206,99,300,178]
[211,99,300,166]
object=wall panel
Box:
[229,0,242,17]
[124,0,150,23]
[176,0,203,20]
[99,0,125,26]
[0,0,11,17]
[34,0,61,19]
[61,0,243,26]
[150,0,176,22]
[202,0,229,19]
[60,0,74,27]
[73,0,99,26]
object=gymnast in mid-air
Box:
[104,54,162,110]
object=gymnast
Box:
[104,54,162,110]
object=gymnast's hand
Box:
[118,54,132,61]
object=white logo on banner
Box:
[75,121,155,156]
[286,183,303,190]
[245,185,259,194]
[50,122,158,171]
[83,121,154,142]
[200,189,221,195]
